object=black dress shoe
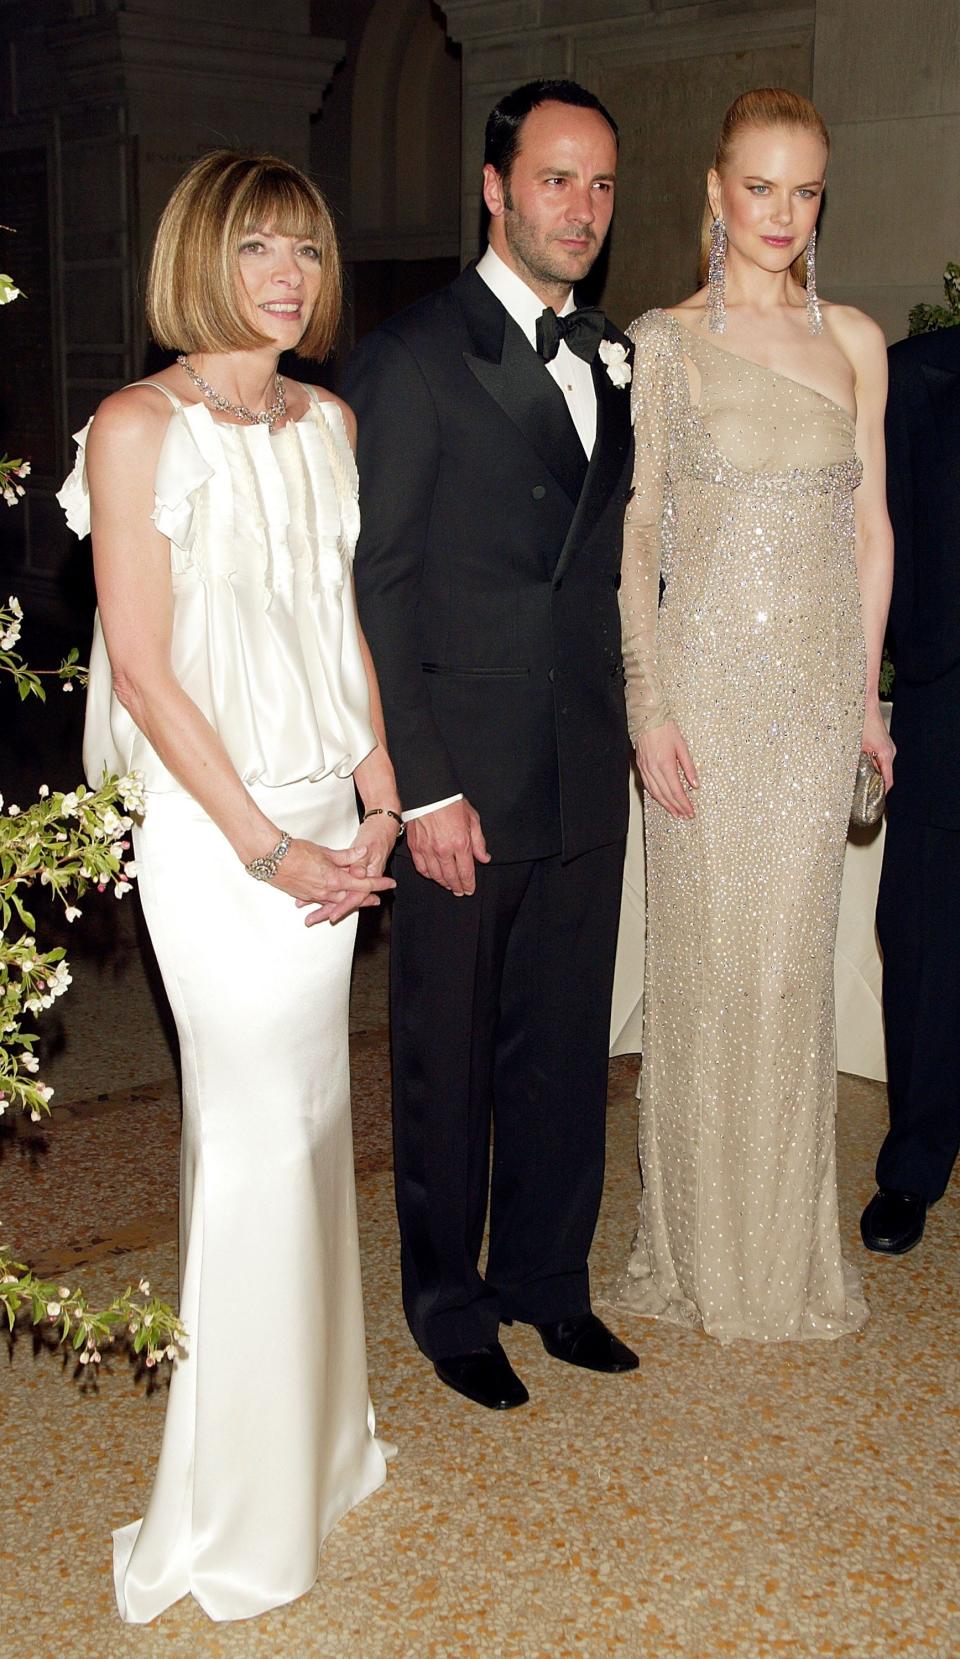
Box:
[433,1342,529,1410]
[533,1312,639,1374]
[860,1188,927,1254]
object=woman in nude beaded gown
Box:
[615,89,894,1343]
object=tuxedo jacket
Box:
[341,263,634,864]
[884,326,960,827]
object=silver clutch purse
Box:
[850,752,885,828]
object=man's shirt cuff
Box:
[401,794,464,823]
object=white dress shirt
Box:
[403,244,597,823]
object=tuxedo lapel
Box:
[457,267,588,506]
[553,336,632,582]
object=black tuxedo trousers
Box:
[342,267,633,1357]
[390,840,624,1356]
[876,327,960,1202]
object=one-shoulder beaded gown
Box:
[58,383,392,1621]
[615,310,869,1343]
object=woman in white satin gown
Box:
[58,150,399,1623]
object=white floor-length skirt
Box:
[114,774,391,1624]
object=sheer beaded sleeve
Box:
[619,310,676,741]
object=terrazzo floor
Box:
[1,899,958,1659]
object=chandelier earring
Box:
[707,214,727,334]
[805,227,823,336]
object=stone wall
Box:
[812,0,960,340]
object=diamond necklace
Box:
[176,354,286,428]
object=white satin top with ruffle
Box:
[57,383,377,793]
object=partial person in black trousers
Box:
[341,79,638,1409]
[862,323,960,1255]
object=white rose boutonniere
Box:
[598,339,632,389]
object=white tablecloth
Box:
[610,770,888,1081]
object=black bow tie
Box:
[535,306,607,365]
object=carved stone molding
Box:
[46,11,344,118]
[441,0,652,43]
[442,0,810,50]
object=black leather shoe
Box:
[533,1313,639,1374]
[860,1188,927,1254]
[433,1342,529,1410]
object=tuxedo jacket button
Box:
[547,668,556,683]
[531,484,546,500]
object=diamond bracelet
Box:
[245,831,292,882]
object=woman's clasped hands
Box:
[273,823,399,926]
[636,719,700,820]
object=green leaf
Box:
[10,894,35,931]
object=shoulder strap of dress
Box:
[302,387,357,529]
[127,379,184,411]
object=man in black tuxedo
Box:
[342,80,637,1408]
[861,324,960,1255]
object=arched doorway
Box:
[347,0,462,338]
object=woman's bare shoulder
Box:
[823,303,887,382]
[89,382,175,439]
[85,383,174,474]
[824,302,885,354]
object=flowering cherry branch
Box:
[0,1256,186,1369]
[0,767,146,1124]
[0,596,87,701]
[1,455,29,508]
[0,581,180,1365]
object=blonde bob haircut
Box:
[146,149,342,362]
[697,88,830,287]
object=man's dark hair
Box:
[483,79,619,184]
